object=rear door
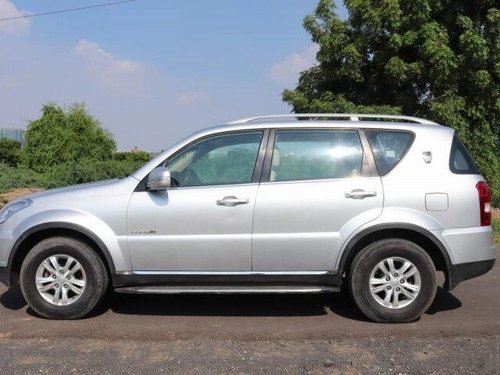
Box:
[251,128,383,271]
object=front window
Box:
[166,131,263,187]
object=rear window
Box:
[270,130,363,182]
[449,134,479,174]
[366,130,414,175]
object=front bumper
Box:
[446,258,495,290]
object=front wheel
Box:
[20,237,109,319]
[348,239,437,323]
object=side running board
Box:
[114,285,340,295]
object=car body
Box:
[0,114,495,322]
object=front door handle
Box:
[216,196,250,207]
[345,189,377,199]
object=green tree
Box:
[283,0,499,203]
[24,103,116,172]
[0,138,21,167]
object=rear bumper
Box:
[437,226,494,264]
[447,258,495,290]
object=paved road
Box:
[0,248,498,374]
[1,249,499,341]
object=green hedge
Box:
[0,163,46,191]
[0,159,147,193]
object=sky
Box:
[0,0,347,151]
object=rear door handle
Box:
[216,196,249,207]
[345,189,377,199]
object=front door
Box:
[127,130,264,271]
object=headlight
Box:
[0,199,33,224]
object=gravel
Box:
[0,336,499,374]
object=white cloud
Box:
[74,39,146,94]
[0,35,291,152]
[271,44,319,83]
[0,0,31,35]
[176,91,210,106]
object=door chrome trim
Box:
[132,270,331,276]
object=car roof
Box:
[212,120,446,134]
[211,113,448,133]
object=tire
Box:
[348,239,437,323]
[20,237,109,319]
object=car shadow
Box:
[426,286,462,315]
[1,285,462,320]
[0,285,27,310]
[109,292,331,317]
[0,285,111,319]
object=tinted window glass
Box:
[166,132,263,187]
[366,130,414,175]
[449,134,479,174]
[270,130,363,182]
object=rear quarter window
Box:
[449,134,480,174]
[365,130,414,175]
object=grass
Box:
[493,217,500,245]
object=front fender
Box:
[10,209,130,273]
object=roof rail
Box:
[227,114,437,125]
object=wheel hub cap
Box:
[369,256,421,309]
[35,255,87,306]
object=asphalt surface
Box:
[0,248,498,374]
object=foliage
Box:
[0,139,22,167]
[0,103,150,198]
[113,151,151,163]
[24,103,116,173]
[42,159,145,188]
[493,217,500,244]
[0,159,146,193]
[284,0,500,203]
[0,163,46,192]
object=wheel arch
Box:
[6,222,116,287]
[338,223,455,290]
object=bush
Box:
[493,217,500,244]
[42,159,147,188]
[0,163,46,192]
[0,139,22,167]
[113,151,150,163]
[24,103,116,172]
[0,157,148,193]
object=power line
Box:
[0,0,138,22]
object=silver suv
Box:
[0,114,495,322]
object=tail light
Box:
[476,181,491,226]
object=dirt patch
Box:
[0,188,44,208]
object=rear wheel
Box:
[20,237,109,319]
[348,239,437,323]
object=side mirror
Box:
[147,167,171,191]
